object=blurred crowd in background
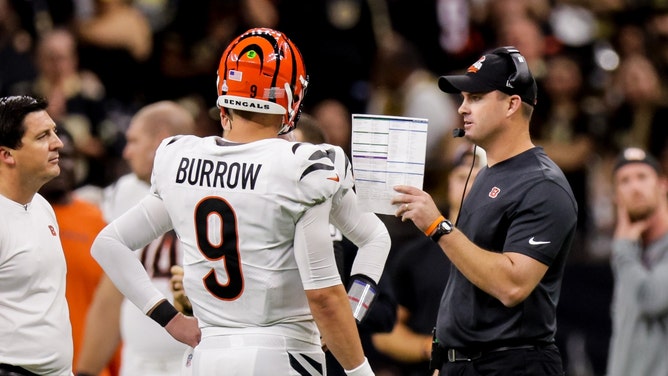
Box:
[3,0,668,375]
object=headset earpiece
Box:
[492,46,532,90]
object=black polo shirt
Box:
[436,147,577,349]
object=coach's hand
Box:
[392,185,441,232]
[165,312,201,347]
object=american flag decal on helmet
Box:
[228,70,243,81]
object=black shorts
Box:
[438,344,564,376]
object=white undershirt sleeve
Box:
[91,194,173,314]
[330,189,391,283]
[294,201,342,290]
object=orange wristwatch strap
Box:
[424,215,445,236]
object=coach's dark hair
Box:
[0,96,49,149]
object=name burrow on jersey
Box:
[176,157,261,189]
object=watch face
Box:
[431,219,453,242]
[441,220,452,232]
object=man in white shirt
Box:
[0,95,73,375]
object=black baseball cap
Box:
[613,147,663,174]
[438,47,538,106]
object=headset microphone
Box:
[452,128,466,138]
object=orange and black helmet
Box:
[216,28,308,135]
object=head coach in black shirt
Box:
[392,46,577,376]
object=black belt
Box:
[0,364,39,376]
[445,344,539,362]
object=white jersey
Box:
[102,174,187,376]
[150,136,341,342]
[0,193,73,375]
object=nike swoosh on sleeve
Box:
[528,237,551,245]
[327,174,340,182]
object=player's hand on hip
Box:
[392,185,441,231]
[165,312,201,347]
[170,265,193,315]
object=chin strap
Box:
[277,123,293,136]
[347,274,378,323]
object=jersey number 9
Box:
[195,196,244,300]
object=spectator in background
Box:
[77,101,199,376]
[75,0,152,110]
[146,0,279,107]
[611,18,647,59]
[145,0,237,106]
[9,28,123,188]
[607,147,668,376]
[0,0,38,97]
[277,0,378,115]
[38,127,121,376]
[646,8,668,91]
[605,54,668,171]
[385,0,486,78]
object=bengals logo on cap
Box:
[467,56,486,73]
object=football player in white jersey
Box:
[91,28,375,375]
[170,139,392,328]
[0,96,73,375]
[77,101,198,376]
